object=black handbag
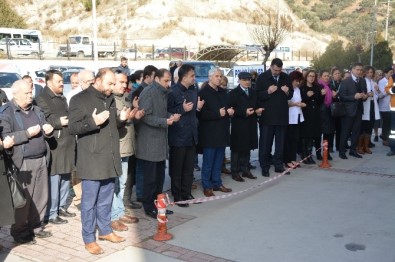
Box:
[330,101,346,117]
[5,158,26,209]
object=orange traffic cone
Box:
[153,193,173,241]
[319,140,331,168]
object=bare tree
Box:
[249,13,292,69]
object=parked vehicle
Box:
[0,38,43,57]
[57,35,116,58]
[117,48,150,60]
[0,71,22,99]
[182,61,216,88]
[156,48,194,59]
[47,65,84,72]
[0,28,42,45]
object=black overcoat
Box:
[68,86,121,180]
[35,87,75,175]
[0,149,14,226]
[300,84,325,138]
[227,85,258,151]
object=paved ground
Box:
[1,139,394,262]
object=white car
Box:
[0,38,43,57]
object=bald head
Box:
[12,80,33,109]
[78,70,95,90]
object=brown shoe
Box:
[98,232,125,243]
[203,188,215,197]
[232,175,245,182]
[213,185,232,193]
[221,168,231,175]
[383,140,389,146]
[85,242,104,255]
[241,171,257,179]
[191,182,198,189]
[111,220,128,232]
[119,215,139,224]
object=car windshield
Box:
[0,72,22,88]
[193,64,216,78]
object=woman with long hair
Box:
[300,70,325,164]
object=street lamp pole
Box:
[370,0,377,66]
[92,0,99,66]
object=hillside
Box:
[5,0,332,56]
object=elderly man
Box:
[69,68,129,255]
[227,72,263,182]
[65,69,95,209]
[198,67,233,197]
[136,68,180,218]
[0,80,54,244]
[70,72,80,90]
[35,70,76,225]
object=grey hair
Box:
[208,67,222,78]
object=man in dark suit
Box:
[227,72,263,182]
[338,62,368,159]
[256,58,293,177]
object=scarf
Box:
[319,79,332,107]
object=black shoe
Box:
[34,230,52,239]
[49,216,68,225]
[14,236,37,245]
[369,142,375,148]
[166,210,174,215]
[339,152,348,159]
[275,168,290,175]
[349,150,363,158]
[59,208,76,218]
[127,201,142,209]
[316,154,322,161]
[374,136,378,142]
[176,203,189,208]
[262,170,270,177]
[345,143,351,149]
[145,210,158,219]
[309,157,316,164]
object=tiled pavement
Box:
[0,197,233,262]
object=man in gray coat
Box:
[69,68,130,255]
[135,68,180,219]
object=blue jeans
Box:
[47,173,71,219]
[81,178,115,244]
[135,159,144,199]
[201,147,224,189]
[111,157,128,221]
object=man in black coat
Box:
[227,72,263,182]
[36,70,76,225]
[198,68,233,197]
[167,64,204,206]
[256,58,293,177]
[69,68,129,255]
[338,62,368,159]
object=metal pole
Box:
[370,0,377,66]
[385,0,390,41]
[92,0,99,68]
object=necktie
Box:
[355,77,359,84]
[274,76,278,83]
[244,88,249,96]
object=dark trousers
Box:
[323,133,334,150]
[389,111,395,152]
[81,178,115,244]
[141,159,165,212]
[284,124,300,163]
[361,101,375,135]
[11,157,48,240]
[380,111,391,141]
[334,116,342,150]
[125,155,136,201]
[169,146,195,201]
[339,111,362,153]
[230,150,249,175]
[259,124,286,171]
